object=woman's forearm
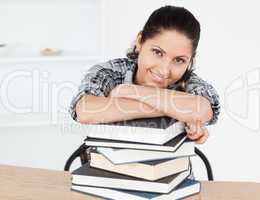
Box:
[110,84,213,124]
[140,87,213,124]
[76,95,164,124]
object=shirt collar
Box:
[123,59,138,84]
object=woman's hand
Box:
[185,120,209,144]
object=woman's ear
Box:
[135,32,142,51]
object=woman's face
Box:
[135,30,193,88]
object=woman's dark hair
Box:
[127,5,201,91]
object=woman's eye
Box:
[152,49,163,57]
[175,58,185,64]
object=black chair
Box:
[64,144,214,181]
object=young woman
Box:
[69,6,220,144]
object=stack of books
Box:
[71,117,201,200]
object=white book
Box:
[96,141,195,164]
[72,178,201,200]
[82,117,184,145]
[90,152,190,181]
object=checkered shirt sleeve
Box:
[185,72,221,125]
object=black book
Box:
[71,162,191,193]
[85,132,188,152]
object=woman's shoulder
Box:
[185,72,215,91]
[83,57,137,85]
[186,72,206,84]
[91,57,136,73]
[168,72,215,92]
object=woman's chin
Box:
[143,81,166,88]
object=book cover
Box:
[71,178,201,200]
[95,141,195,164]
[72,162,191,193]
[85,132,188,152]
[90,152,190,181]
[81,116,184,145]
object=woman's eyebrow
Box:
[152,45,189,59]
[152,45,166,54]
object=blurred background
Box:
[0,0,259,182]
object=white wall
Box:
[0,0,260,182]
[0,0,103,58]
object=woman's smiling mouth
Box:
[149,69,168,84]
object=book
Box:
[82,116,184,145]
[71,163,191,193]
[85,132,187,152]
[95,141,195,164]
[90,152,190,181]
[72,178,201,200]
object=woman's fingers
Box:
[186,120,201,133]
[185,121,209,143]
[185,124,204,140]
[195,128,209,144]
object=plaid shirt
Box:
[69,58,220,125]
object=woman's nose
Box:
[157,59,171,78]
[155,68,170,79]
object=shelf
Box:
[0,56,102,64]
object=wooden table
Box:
[0,164,260,200]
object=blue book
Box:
[72,178,201,200]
